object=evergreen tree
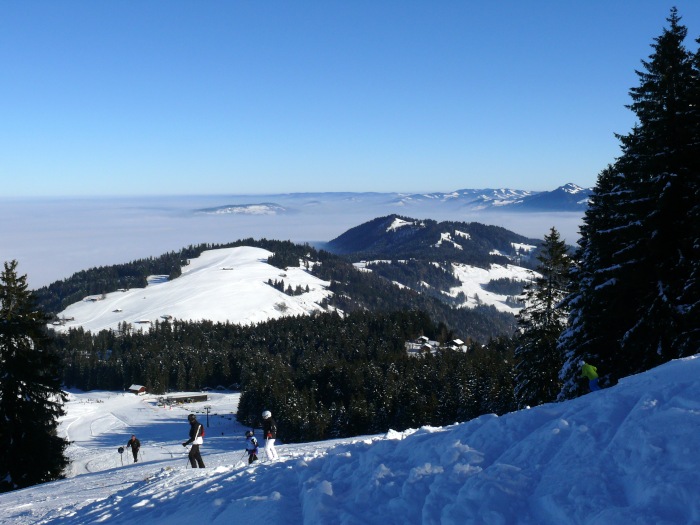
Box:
[514,228,572,407]
[0,261,69,492]
[559,9,700,397]
[558,166,627,397]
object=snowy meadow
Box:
[2,355,699,524]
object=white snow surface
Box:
[50,247,332,333]
[2,355,700,524]
[52,245,534,333]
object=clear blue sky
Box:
[2,1,699,197]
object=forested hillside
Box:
[325,214,541,269]
[52,310,516,442]
[35,230,521,342]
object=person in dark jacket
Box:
[182,414,205,468]
[261,410,279,461]
[126,435,140,463]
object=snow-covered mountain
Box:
[393,183,591,211]
[48,237,537,333]
[193,184,592,216]
[325,214,541,257]
[3,355,699,524]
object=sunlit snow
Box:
[3,356,699,524]
[50,247,332,333]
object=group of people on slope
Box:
[127,361,598,469]
[126,409,279,469]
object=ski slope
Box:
[2,355,700,524]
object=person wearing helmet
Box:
[244,430,258,464]
[182,414,206,468]
[261,410,279,461]
[579,360,600,392]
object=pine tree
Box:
[617,8,699,363]
[558,165,634,397]
[678,35,700,355]
[559,9,700,397]
[514,228,572,407]
[0,261,69,492]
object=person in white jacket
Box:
[244,430,258,464]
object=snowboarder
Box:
[261,410,279,461]
[126,435,140,463]
[244,430,258,464]
[580,360,601,392]
[182,414,206,468]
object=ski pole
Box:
[234,450,246,467]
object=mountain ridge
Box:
[42,215,544,342]
[194,183,592,216]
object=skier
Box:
[182,414,206,468]
[580,360,601,392]
[126,434,140,463]
[261,410,279,461]
[244,430,258,464]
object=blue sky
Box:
[2,1,700,197]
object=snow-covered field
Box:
[50,247,332,333]
[51,245,534,333]
[3,355,700,524]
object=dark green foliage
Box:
[514,228,572,408]
[52,310,517,443]
[559,9,700,397]
[368,260,462,293]
[482,278,526,296]
[0,261,69,493]
[313,251,517,343]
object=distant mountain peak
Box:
[390,184,591,212]
[196,203,288,215]
[559,183,586,194]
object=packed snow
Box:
[50,247,332,333]
[2,355,699,524]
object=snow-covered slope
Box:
[355,260,534,314]
[2,355,699,524]
[49,243,537,333]
[50,246,332,333]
